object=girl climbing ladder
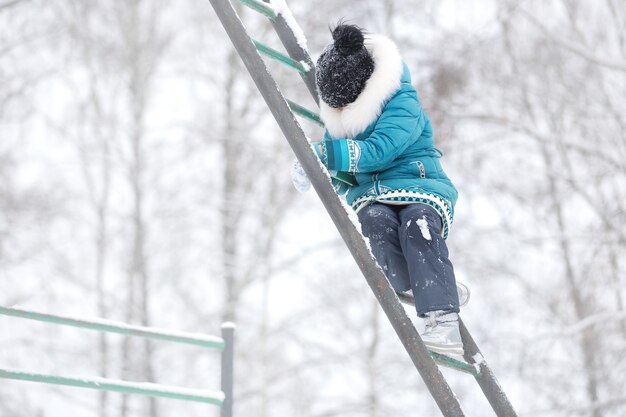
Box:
[294,23,465,356]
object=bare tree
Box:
[435,1,626,414]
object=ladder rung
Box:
[286,99,324,127]
[238,0,276,20]
[430,352,480,376]
[253,40,309,74]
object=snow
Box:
[472,352,486,373]
[300,60,311,72]
[89,378,224,401]
[416,216,432,240]
[337,200,379,263]
[221,321,236,329]
[472,352,485,364]
[340,197,362,231]
[268,0,308,50]
[258,0,279,13]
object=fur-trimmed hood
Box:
[319,34,405,139]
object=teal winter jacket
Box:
[316,35,458,238]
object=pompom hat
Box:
[316,24,375,109]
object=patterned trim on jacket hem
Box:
[351,190,454,239]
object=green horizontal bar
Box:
[0,368,224,406]
[332,171,358,187]
[0,306,224,350]
[286,99,324,127]
[253,40,309,73]
[430,352,480,376]
[239,0,276,20]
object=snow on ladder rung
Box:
[238,0,277,20]
[286,99,323,127]
[253,40,310,73]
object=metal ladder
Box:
[207,0,518,415]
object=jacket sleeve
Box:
[320,90,424,173]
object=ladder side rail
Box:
[207,1,465,415]
[260,0,319,102]
[246,1,520,415]
[460,319,518,416]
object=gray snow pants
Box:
[357,203,460,317]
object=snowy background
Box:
[1,0,625,416]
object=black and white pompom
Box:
[332,24,365,56]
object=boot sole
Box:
[423,343,464,357]
[457,282,471,307]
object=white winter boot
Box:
[420,311,464,356]
[456,281,471,307]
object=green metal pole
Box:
[0,368,224,406]
[286,99,324,127]
[253,40,309,73]
[239,0,276,20]
[220,323,235,417]
[0,306,224,350]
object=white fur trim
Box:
[319,35,404,139]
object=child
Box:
[294,24,463,355]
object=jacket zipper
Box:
[417,161,426,178]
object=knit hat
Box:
[316,24,375,108]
